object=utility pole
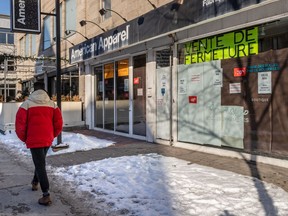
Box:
[40,1,63,146]
[55,0,62,144]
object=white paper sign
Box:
[229,83,241,94]
[258,71,271,94]
[179,78,187,94]
[214,69,223,87]
[124,79,129,92]
[137,88,143,96]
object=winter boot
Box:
[38,195,52,206]
[31,181,38,191]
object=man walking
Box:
[15,81,63,205]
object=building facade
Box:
[0,14,21,101]
[15,0,288,159]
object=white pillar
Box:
[146,49,156,142]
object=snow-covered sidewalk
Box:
[1,131,288,216]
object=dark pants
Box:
[30,147,50,195]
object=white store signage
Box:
[229,83,241,94]
[69,25,130,64]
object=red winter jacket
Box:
[15,89,63,148]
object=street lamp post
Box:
[55,0,62,144]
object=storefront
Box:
[177,19,288,157]
[93,56,147,137]
[69,0,288,157]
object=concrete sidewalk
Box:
[49,129,288,193]
[0,145,90,216]
[0,145,76,215]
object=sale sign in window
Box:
[184,27,258,64]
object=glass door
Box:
[115,59,129,133]
[133,54,146,136]
[104,63,115,131]
[94,66,104,128]
[94,58,141,136]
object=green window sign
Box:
[185,27,258,64]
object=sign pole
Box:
[55,0,62,144]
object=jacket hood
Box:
[28,89,51,104]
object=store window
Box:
[43,16,51,50]
[101,0,111,20]
[61,71,79,101]
[8,34,14,44]
[133,54,146,136]
[116,59,129,133]
[7,58,15,72]
[0,84,16,102]
[116,59,129,100]
[104,62,114,130]
[94,60,130,133]
[0,57,15,72]
[0,33,6,43]
[94,66,104,128]
[0,28,14,44]
[49,72,79,101]
[259,20,288,52]
[65,0,76,35]
[177,17,288,156]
